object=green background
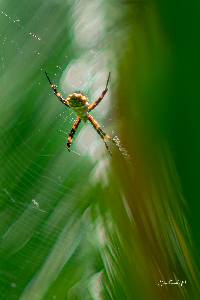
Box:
[0,0,200,299]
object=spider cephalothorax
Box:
[45,71,112,153]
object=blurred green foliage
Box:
[0,0,200,299]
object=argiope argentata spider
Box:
[45,71,113,153]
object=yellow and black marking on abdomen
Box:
[66,93,89,121]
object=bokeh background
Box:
[0,0,200,299]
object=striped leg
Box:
[88,72,111,112]
[87,114,111,154]
[45,71,68,106]
[67,117,81,151]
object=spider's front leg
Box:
[88,72,111,112]
[45,71,68,106]
[67,117,81,151]
[87,114,112,154]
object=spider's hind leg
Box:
[87,114,112,155]
[66,117,81,151]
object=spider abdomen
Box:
[66,93,89,120]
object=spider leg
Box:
[66,117,81,151]
[87,114,112,154]
[88,72,111,112]
[45,71,69,106]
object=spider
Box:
[45,71,113,153]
